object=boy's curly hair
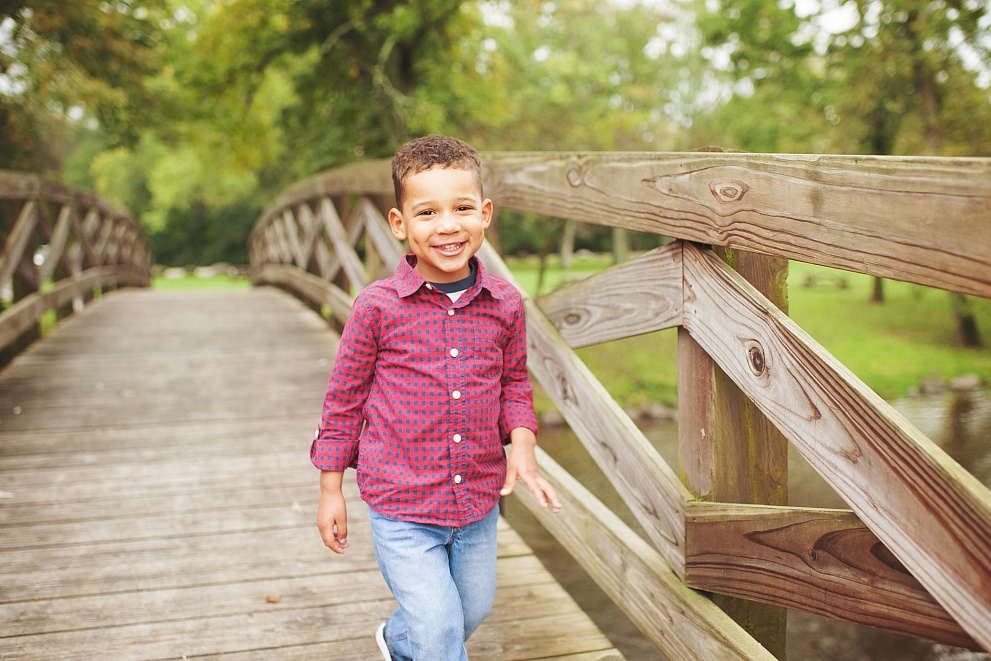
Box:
[392,134,482,208]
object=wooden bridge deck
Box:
[0,287,623,661]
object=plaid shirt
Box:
[311,255,538,526]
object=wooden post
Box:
[679,246,790,658]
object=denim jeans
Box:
[368,504,500,661]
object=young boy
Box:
[312,134,561,661]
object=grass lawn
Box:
[152,273,252,291]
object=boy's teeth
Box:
[438,243,463,253]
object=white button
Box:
[454,475,462,484]
[425,283,433,290]
[450,348,459,357]
[447,309,455,316]
[452,390,461,399]
[453,434,462,443]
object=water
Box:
[500,388,991,660]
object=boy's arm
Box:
[316,470,350,554]
[501,427,562,512]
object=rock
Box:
[948,373,982,392]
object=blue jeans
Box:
[368,505,500,661]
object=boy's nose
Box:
[437,213,461,232]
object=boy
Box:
[312,134,561,661]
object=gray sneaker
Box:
[375,622,393,661]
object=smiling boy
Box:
[312,134,560,661]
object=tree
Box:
[695,0,990,346]
[0,0,166,171]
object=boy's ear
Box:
[388,208,407,241]
[481,198,493,228]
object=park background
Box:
[2,1,990,659]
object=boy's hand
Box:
[501,428,562,512]
[317,471,350,554]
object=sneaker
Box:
[375,622,392,661]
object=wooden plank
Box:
[254,263,353,325]
[513,446,774,661]
[0,199,37,288]
[0,287,622,660]
[535,242,683,348]
[356,196,405,271]
[319,197,368,289]
[483,152,991,298]
[478,242,691,571]
[37,205,75,283]
[681,241,991,649]
[684,502,980,649]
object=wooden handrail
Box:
[249,151,991,658]
[0,170,152,355]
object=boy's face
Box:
[388,166,492,284]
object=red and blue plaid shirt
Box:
[311,255,538,526]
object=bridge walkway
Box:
[0,287,622,661]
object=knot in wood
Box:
[564,312,582,326]
[566,168,583,187]
[748,344,767,376]
[709,179,750,204]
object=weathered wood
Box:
[355,196,406,271]
[253,262,353,325]
[679,246,790,655]
[319,197,369,290]
[0,199,37,288]
[0,288,623,660]
[683,502,980,649]
[479,242,691,572]
[483,152,991,298]
[535,241,683,348]
[513,446,775,661]
[681,241,991,650]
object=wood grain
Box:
[0,287,623,660]
[684,502,979,649]
[483,152,991,298]
[535,241,683,348]
[681,241,991,650]
[513,446,775,661]
[479,242,691,571]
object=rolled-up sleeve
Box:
[310,296,377,471]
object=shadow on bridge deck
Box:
[0,287,622,660]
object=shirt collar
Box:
[394,254,505,301]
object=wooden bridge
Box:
[2,151,990,660]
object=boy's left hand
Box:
[501,428,562,512]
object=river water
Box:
[500,388,991,660]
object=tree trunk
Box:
[950,293,983,348]
[871,276,885,303]
[612,226,629,265]
[560,220,576,270]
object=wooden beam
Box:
[534,242,683,348]
[253,263,352,326]
[683,502,980,650]
[0,200,38,289]
[681,241,991,650]
[482,152,991,298]
[478,242,692,571]
[319,198,368,291]
[512,447,774,661]
[355,197,405,272]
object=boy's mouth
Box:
[435,242,466,254]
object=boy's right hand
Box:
[317,471,349,554]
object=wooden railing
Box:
[0,171,152,355]
[249,152,991,659]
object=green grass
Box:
[151,273,252,291]
[506,256,991,413]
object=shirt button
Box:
[447,309,455,316]
[454,475,462,484]
[453,434,462,443]
[452,390,461,399]
[425,283,433,290]
[450,348,459,357]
